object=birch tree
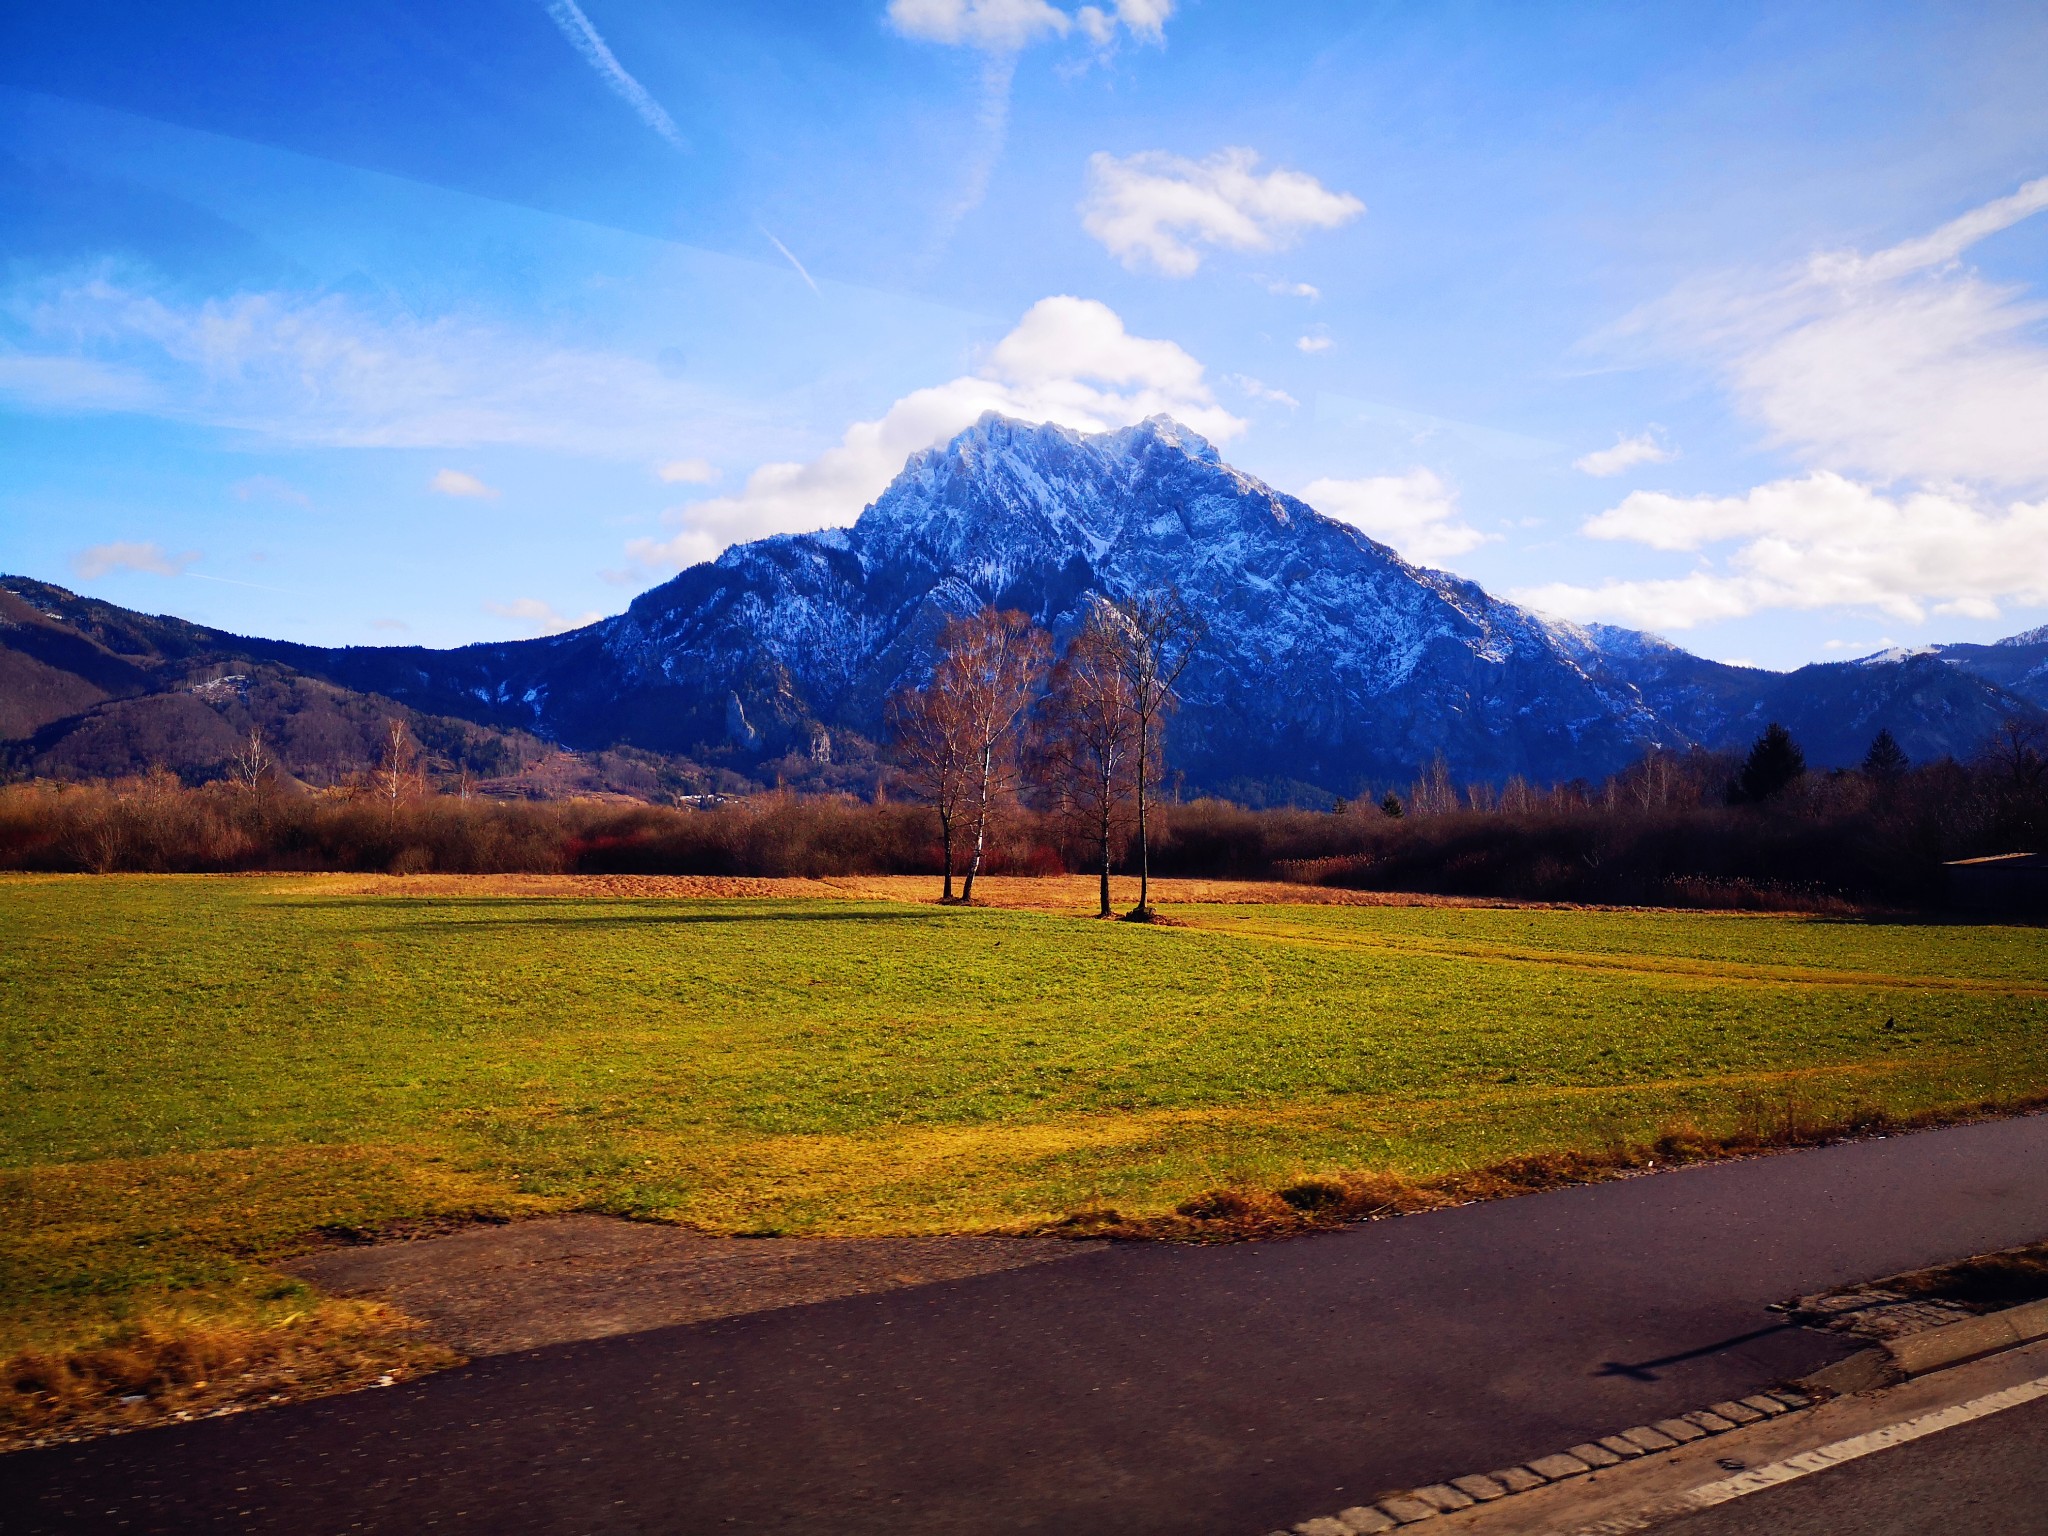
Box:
[945,608,1051,903]
[886,679,971,901]
[1106,589,1203,920]
[1035,606,1141,918]
[887,608,1049,903]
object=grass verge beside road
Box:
[5,874,2046,1442]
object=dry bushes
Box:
[1887,1240,2048,1310]
[0,781,1066,880]
[1,1302,457,1451]
[1048,1089,2048,1244]
[2,738,2042,912]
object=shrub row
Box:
[1,747,2040,910]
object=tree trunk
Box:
[1133,713,1150,915]
[940,814,955,902]
[961,747,992,903]
[1097,813,1112,918]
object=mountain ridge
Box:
[5,413,2045,797]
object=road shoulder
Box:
[1424,1337,2048,1535]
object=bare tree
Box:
[889,608,1052,903]
[1614,747,1683,812]
[949,610,1052,902]
[1409,754,1459,816]
[1985,715,2046,789]
[886,661,973,901]
[1034,607,1141,918]
[1106,588,1203,919]
[229,725,273,791]
[376,718,422,823]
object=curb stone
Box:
[1262,1388,1814,1536]
[1270,1300,2048,1536]
[1450,1474,1507,1502]
[1798,1294,2048,1397]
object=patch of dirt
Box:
[1789,1238,2048,1341]
[280,1214,1090,1356]
[299,1210,516,1249]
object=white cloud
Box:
[1074,6,1115,43]
[627,295,1242,571]
[1259,277,1321,300]
[1574,429,1676,477]
[484,597,604,635]
[1515,472,2048,628]
[545,0,687,152]
[72,540,199,580]
[1076,0,1171,43]
[1296,334,1333,354]
[430,469,498,499]
[889,0,1168,50]
[1081,148,1363,277]
[1614,175,2048,488]
[887,0,1071,49]
[0,272,725,458]
[658,458,720,485]
[1229,374,1299,408]
[1111,0,1171,39]
[1299,469,1492,567]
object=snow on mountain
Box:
[524,412,1698,789]
[9,413,2043,796]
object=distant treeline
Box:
[3,717,2042,910]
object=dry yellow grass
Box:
[6,874,2045,1445]
[173,869,1617,910]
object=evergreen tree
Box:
[1379,792,1405,818]
[1861,727,1909,783]
[1737,722,1806,802]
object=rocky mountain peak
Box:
[10,417,2044,799]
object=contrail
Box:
[187,572,297,595]
[919,54,1014,270]
[760,228,822,295]
[545,0,688,153]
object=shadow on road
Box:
[1598,1321,1805,1381]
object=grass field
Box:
[4,873,2046,1433]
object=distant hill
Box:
[1873,629,2048,712]
[0,579,725,795]
[6,414,2044,798]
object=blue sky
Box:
[3,0,2046,667]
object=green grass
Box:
[4,875,2047,1362]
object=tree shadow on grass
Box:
[283,898,951,930]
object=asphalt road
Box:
[7,1115,2048,1536]
[1657,1392,2048,1536]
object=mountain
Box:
[5,414,2044,798]
[1878,629,2048,712]
[0,579,702,795]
